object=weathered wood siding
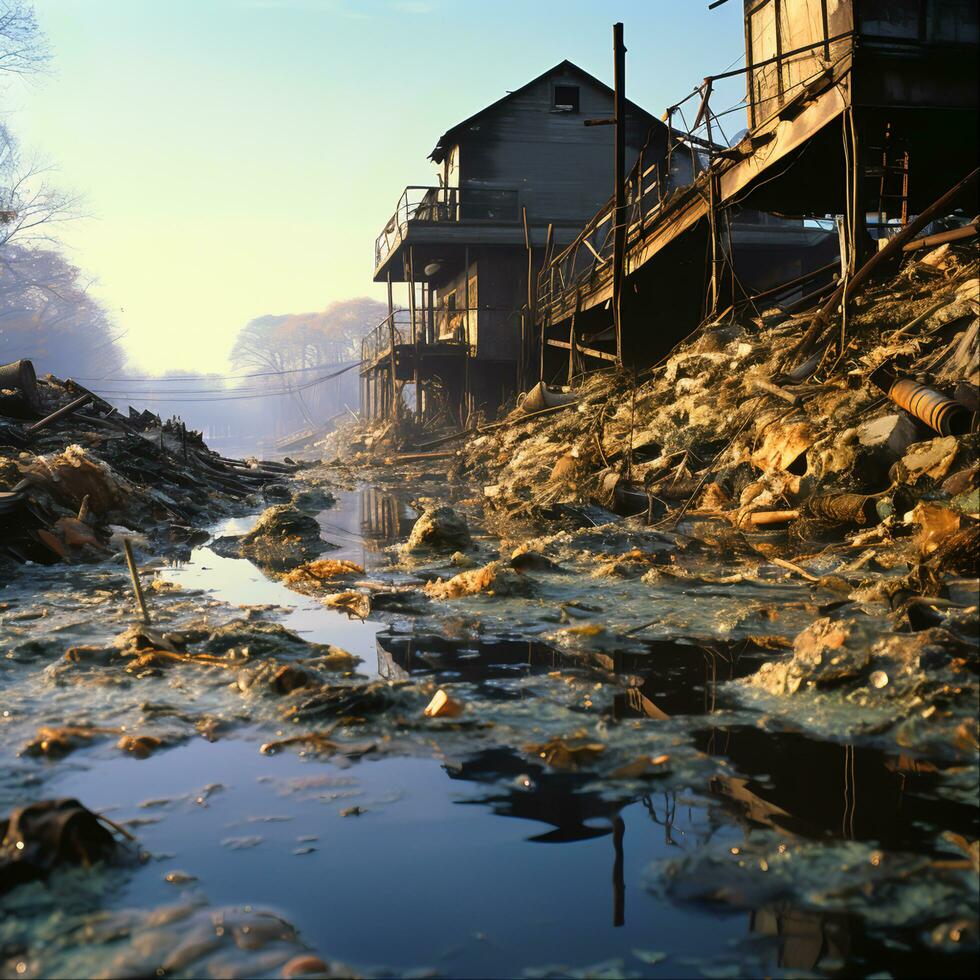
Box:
[451,68,660,228]
[432,248,526,361]
[744,0,978,127]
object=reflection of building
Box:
[375,632,567,683]
[360,60,659,422]
[357,486,415,548]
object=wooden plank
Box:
[578,344,618,363]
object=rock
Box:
[404,506,472,553]
[510,550,560,572]
[281,955,329,978]
[236,505,334,571]
[450,550,477,568]
[745,617,875,695]
[857,414,921,457]
[292,487,336,513]
[743,617,934,700]
[262,483,292,502]
[1,799,122,892]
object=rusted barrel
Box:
[518,381,578,415]
[804,492,878,526]
[887,378,970,436]
[0,359,40,413]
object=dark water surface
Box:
[2,484,977,978]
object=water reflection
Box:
[701,726,979,849]
[445,747,633,927]
[376,633,569,684]
[358,485,416,547]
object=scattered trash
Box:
[1,799,134,891]
[423,689,464,718]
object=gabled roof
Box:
[429,59,659,163]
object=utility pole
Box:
[612,21,626,368]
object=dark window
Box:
[552,84,580,113]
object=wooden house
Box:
[360,60,662,422]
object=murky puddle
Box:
[159,488,400,675]
[2,482,977,978]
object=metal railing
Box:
[535,33,856,326]
[536,155,697,323]
[375,185,522,269]
[360,308,480,368]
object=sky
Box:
[8,0,746,374]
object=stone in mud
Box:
[283,679,395,722]
[203,618,327,659]
[744,616,937,699]
[217,505,335,571]
[857,413,921,457]
[423,560,531,599]
[510,549,561,572]
[292,487,336,513]
[745,617,875,695]
[262,483,292,502]
[237,661,321,697]
[404,506,472,553]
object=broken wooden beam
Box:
[25,394,92,436]
[902,222,979,254]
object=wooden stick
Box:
[770,556,820,581]
[752,378,802,406]
[902,222,978,253]
[122,538,150,623]
[25,393,92,435]
[742,509,800,527]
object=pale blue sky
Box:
[8,0,745,372]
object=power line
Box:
[76,359,358,383]
[91,361,362,402]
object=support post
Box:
[386,270,397,418]
[521,205,532,392]
[540,222,553,382]
[463,244,472,422]
[612,21,627,368]
[708,171,722,316]
[408,246,421,420]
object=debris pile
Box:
[452,239,978,622]
[0,369,298,566]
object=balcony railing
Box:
[361,308,478,368]
[375,185,521,269]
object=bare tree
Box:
[0,124,80,247]
[0,246,126,378]
[1,5,75,245]
[229,299,387,432]
[0,0,49,78]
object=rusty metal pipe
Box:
[886,378,970,436]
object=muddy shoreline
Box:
[1,448,977,978]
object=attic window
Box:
[552,84,580,113]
